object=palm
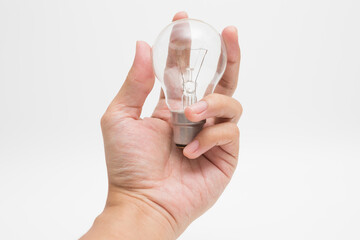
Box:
[99,12,240,236]
[103,99,235,225]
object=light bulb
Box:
[152,19,227,147]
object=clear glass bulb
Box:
[152,19,227,146]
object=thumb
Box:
[110,41,155,119]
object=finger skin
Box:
[184,93,243,123]
[152,12,190,121]
[159,11,190,100]
[172,11,188,21]
[214,26,241,96]
[183,122,240,160]
[109,41,154,119]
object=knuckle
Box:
[229,123,240,138]
[235,126,240,138]
[234,100,243,118]
[219,76,237,91]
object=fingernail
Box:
[174,11,188,20]
[185,140,199,154]
[178,11,188,16]
[189,101,208,114]
[134,41,146,66]
[231,26,238,34]
[134,41,140,61]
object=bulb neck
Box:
[171,111,205,147]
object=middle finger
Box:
[184,93,243,124]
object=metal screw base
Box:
[171,111,205,147]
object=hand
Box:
[81,12,242,240]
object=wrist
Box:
[81,186,177,240]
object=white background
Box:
[1,0,359,239]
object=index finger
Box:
[214,26,241,96]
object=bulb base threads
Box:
[171,111,205,147]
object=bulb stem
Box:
[182,67,197,108]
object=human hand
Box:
[81,12,242,240]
